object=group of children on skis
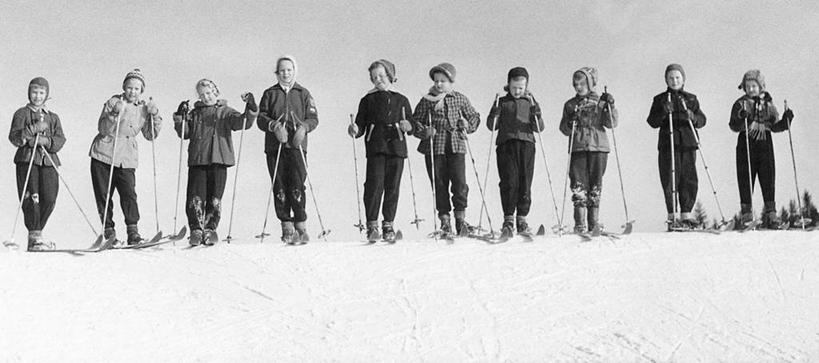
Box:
[8,59,799,250]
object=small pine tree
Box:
[692,202,708,229]
[803,191,818,227]
[732,213,742,231]
[779,207,790,228]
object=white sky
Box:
[2,1,818,243]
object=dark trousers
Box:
[569,151,608,208]
[16,163,59,232]
[424,152,468,215]
[658,148,698,213]
[364,154,404,222]
[496,140,535,216]
[736,135,776,205]
[90,158,139,229]
[186,164,227,231]
[266,148,307,222]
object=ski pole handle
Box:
[349,113,355,125]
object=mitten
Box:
[272,122,288,143]
[782,109,794,123]
[662,100,673,114]
[423,126,436,138]
[456,117,468,130]
[30,119,49,133]
[175,101,190,116]
[600,92,615,105]
[738,108,749,119]
[36,136,50,147]
[146,99,159,116]
[241,92,257,112]
[398,120,412,133]
[347,123,359,138]
[292,124,306,146]
[110,99,124,115]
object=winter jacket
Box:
[646,89,706,151]
[486,94,546,145]
[88,95,161,168]
[353,90,413,158]
[729,94,788,134]
[559,92,618,153]
[257,82,318,153]
[8,106,66,167]
[411,90,480,155]
[173,99,256,167]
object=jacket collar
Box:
[272,82,304,93]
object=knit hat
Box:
[507,67,529,83]
[665,63,686,81]
[195,78,220,96]
[123,68,146,92]
[276,55,298,76]
[369,59,396,82]
[573,67,597,90]
[738,69,766,91]
[28,77,49,100]
[429,63,456,82]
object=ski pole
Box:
[171,101,190,241]
[291,111,330,240]
[223,93,252,243]
[478,93,501,231]
[428,111,439,241]
[148,98,162,240]
[349,113,365,233]
[784,100,805,229]
[38,144,99,237]
[459,111,496,238]
[667,92,680,223]
[402,107,423,229]
[100,100,124,239]
[4,133,40,248]
[604,86,634,234]
[532,98,562,236]
[256,144,282,243]
[742,102,756,228]
[558,109,578,234]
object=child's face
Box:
[276,60,295,85]
[123,78,143,103]
[370,65,392,91]
[432,72,453,94]
[508,78,527,98]
[744,80,761,97]
[197,86,218,106]
[573,76,589,96]
[29,86,47,107]
[665,70,684,91]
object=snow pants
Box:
[90,158,139,230]
[364,153,404,222]
[570,151,608,208]
[186,164,227,231]
[424,152,467,215]
[658,148,698,214]
[497,140,535,216]
[736,133,776,205]
[16,163,58,232]
[266,148,307,223]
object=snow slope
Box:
[1,231,818,361]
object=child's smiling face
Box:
[508,78,527,98]
[276,60,295,85]
[432,72,452,94]
[29,86,47,107]
[573,76,589,96]
[665,70,684,91]
[743,80,761,97]
[369,65,392,91]
[197,85,218,106]
[123,78,143,103]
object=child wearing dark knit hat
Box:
[646,63,707,230]
[487,66,545,237]
[729,69,794,229]
[8,77,66,250]
[348,59,413,242]
[411,62,481,237]
[559,67,618,234]
[88,68,163,246]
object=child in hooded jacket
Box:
[486,67,545,237]
[8,77,66,250]
[729,69,794,229]
[348,59,413,243]
[257,55,319,243]
[646,64,707,230]
[411,62,481,237]
[88,69,162,245]
[559,67,618,233]
[173,79,258,246]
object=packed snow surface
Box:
[1,231,818,361]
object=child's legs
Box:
[657,149,675,214]
[381,156,404,222]
[16,163,40,231]
[425,153,451,215]
[266,151,291,222]
[114,167,139,227]
[517,141,536,216]
[186,166,208,231]
[447,153,468,213]
[736,143,753,205]
[90,159,116,229]
[363,154,387,222]
[36,165,59,231]
[586,152,608,208]
[204,165,228,230]
[570,152,589,208]
[497,142,521,216]
[677,150,698,213]
[285,149,308,223]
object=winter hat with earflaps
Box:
[123,68,146,92]
[507,67,529,83]
[369,59,397,83]
[429,63,456,82]
[573,67,597,90]
[28,77,49,101]
[738,69,766,92]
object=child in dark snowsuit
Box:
[257,55,319,243]
[729,69,794,229]
[646,64,707,230]
[411,63,481,237]
[173,79,257,246]
[559,67,618,233]
[8,77,66,251]
[348,59,413,242]
[486,67,545,237]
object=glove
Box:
[271,122,288,143]
[30,119,49,133]
[762,92,772,103]
[241,92,257,112]
[110,99,124,115]
[292,124,306,146]
[347,123,359,138]
[782,109,794,123]
[600,92,615,105]
[423,126,436,138]
[456,117,468,130]
[146,99,159,116]
[662,101,673,114]
[175,101,190,116]
[398,119,412,133]
[36,136,50,147]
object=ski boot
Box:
[295,221,309,244]
[500,216,515,239]
[679,212,698,230]
[516,215,533,237]
[126,225,144,246]
[189,229,203,247]
[203,228,218,246]
[761,202,783,230]
[281,221,297,244]
[739,204,755,228]
[574,206,588,234]
[454,211,472,237]
[366,221,380,243]
[382,221,397,244]
[587,207,601,236]
[27,230,55,251]
[435,213,453,240]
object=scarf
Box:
[423,86,451,111]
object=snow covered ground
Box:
[1,231,818,361]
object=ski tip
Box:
[536,224,546,236]
[148,231,163,244]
